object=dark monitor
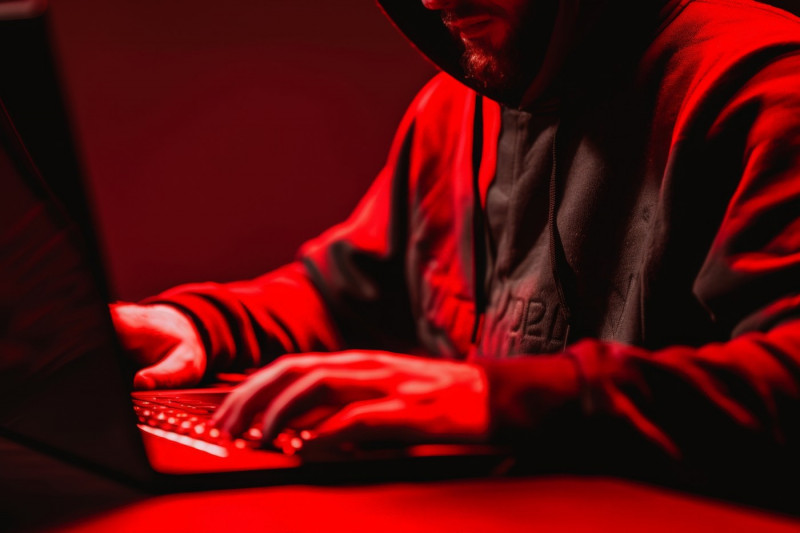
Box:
[0,2,154,484]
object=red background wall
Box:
[46,0,435,301]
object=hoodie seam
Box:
[655,0,694,38]
[694,0,800,22]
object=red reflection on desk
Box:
[58,477,800,533]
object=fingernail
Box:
[135,374,156,390]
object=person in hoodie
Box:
[113,0,800,496]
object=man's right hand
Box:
[110,303,206,390]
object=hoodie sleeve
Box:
[142,79,435,373]
[482,53,800,486]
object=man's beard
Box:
[460,39,524,94]
[442,4,552,100]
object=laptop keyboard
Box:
[133,395,261,444]
[132,393,307,455]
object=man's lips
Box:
[445,15,494,40]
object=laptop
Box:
[0,6,506,491]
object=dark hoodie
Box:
[149,0,800,500]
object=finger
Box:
[133,343,204,390]
[258,370,331,443]
[209,357,302,435]
[110,303,153,355]
[210,354,352,436]
[299,397,408,455]
[210,373,294,438]
[261,368,390,442]
[108,301,134,325]
[210,353,393,439]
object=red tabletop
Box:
[4,435,799,533]
[52,476,800,533]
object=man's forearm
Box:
[142,262,345,373]
[480,318,800,479]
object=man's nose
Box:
[421,0,458,10]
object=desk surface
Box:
[3,436,800,533]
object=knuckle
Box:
[273,354,311,375]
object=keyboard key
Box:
[245,427,263,441]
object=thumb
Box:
[133,342,205,390]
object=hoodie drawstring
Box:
[547,119,574,350]
[471,94,486,344]
[471,98,575,351]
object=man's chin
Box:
[462,47,518,95]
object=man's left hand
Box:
[209,351,490,453]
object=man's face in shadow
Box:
[423,0,557,98]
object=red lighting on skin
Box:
[436,0,531,52]
[447,16,494,41]
[207,351,490,453]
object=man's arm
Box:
[499,51,800,479]
[477,51,800,479]
[484,320,800,477]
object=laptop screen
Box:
[0,73,153,484]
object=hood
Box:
[377,0,673,108]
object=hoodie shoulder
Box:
[654,0,800,69]
[410,73,477,123]
[646,0,800,133]
[668,0,800,51]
